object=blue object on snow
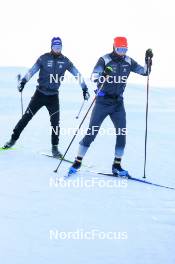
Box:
[68,166,77,175]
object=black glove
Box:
[18,78,27,92]
[145,49,153,65]
[83,89,90,100]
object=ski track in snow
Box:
[0,70,175,264]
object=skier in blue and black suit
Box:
[69,36,153,176]
[3,37,90,157]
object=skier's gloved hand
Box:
[18,78,27,92]
[83,89,90,100]
[103,66,113,77]
[145,49,153,65]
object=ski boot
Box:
[52,145,63,158]
[112,158,129,177]
[68,157,83,175]
[3,138,16,149]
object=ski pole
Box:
[143,58,151,179]
[17,74,24,117]
[54,96,96,173]
[76,100,86,119]
[53,68,113,173]
[20,93,24,117]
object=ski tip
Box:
[0,147,16,151]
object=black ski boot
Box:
[112,157,129,177]
[68,156,83,175]
[3,138,16,149]
[52,145,63,158]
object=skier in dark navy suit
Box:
[3,37,90,156]
[69,36,153,176]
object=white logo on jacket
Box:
[47,60,53,67]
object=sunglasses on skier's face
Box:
[115,47,128,54]
[52,44,62,53]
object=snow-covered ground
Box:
[0,67,175,264]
